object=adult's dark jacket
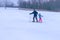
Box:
[30,11,38,17]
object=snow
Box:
[0,7,60,40]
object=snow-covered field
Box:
[0,8,60,40]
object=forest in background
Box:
[0,0,60,11]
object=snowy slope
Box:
[0,8,60,40]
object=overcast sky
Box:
[9,0,18,5]
[0,0,18,5]
[0,0,50,3]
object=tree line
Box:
[18,0,60,11]
[0,0,60,11]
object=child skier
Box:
[30,9,38,22]
[38,13,43,23]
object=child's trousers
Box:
[39,18,42,23]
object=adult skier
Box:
[30,9,38,22]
